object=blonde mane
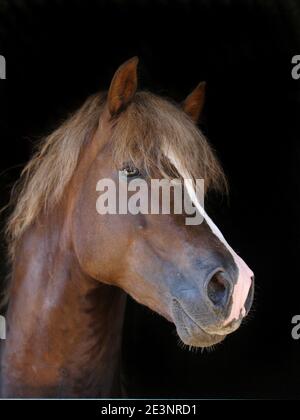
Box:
[6,93,105,260]
[6,91,227,262]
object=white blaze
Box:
[165,148,253,324]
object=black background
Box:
[0,0,299,399]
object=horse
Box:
[0,57,254,398]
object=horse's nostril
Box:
[207,271,229,308]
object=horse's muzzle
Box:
[171,271,255,347]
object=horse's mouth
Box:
[171,299,226,348]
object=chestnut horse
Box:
[0,57,254,397]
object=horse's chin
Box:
[176,325,226,348]
[172,300,226,348]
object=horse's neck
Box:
[1,220,126,398]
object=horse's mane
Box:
[5,91,227,264]
[5,93,105,262]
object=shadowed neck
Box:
[0,221,126,398]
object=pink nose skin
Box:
[224,252,254,325]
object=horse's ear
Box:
[107,56,139,116]
[182,82,206,123]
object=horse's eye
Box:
[121,165,140,177]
